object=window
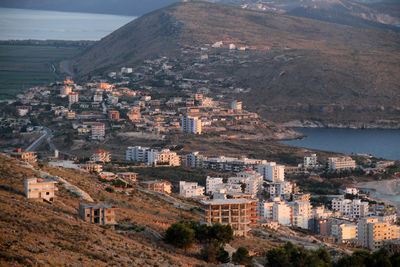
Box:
[46,192,50,195]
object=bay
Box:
[280,128,400,160]
[0,8,136,41]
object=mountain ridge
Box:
[72,1,400,123]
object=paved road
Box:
[26,127,53,152]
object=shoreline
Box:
[356,179,400,208]
[281,120,400,130]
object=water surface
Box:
[0,8,136,40]
[280,128,400,160]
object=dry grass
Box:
[0,155,205,266]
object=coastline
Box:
[356,179,400,208]
[281,120,400,130]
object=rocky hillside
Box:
[215,0,400,30]
[0,155,205,266]
[72,1,400,123]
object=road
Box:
[26,127,53,152]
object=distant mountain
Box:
[214,0,400,31]
[0,0,179,16]
[72,1,400,123]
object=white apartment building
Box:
[60,86,72,97]
[181,115,202,134]
[273,200,292,226]
[343,187,359,195]
[231,100,242,111]
[227,170,263,196]
[91,123,105,140]
[179,181,205,198]
[331,198,369,218]
[126,146,151,162]
[328,156,356,171]
[258,162,285,182]
[93,93,103,102]
[265,181,293,199]
[290,201,311,229]
[68,92,79,104]
[331,223,358,244]
[358,217,400,250]
[147,149,180,166]
[185,152,205,168]
[206,176,224,194]
[304,154,317,168]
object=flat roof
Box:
[201,198,252,205]
[79,203,114,209]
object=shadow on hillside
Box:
[0,185,24,196]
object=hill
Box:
[0,155,205,266]
[72,1,400,123]
[215,0,400,31]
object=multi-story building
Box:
[227,170,263,196]
[304,154,318,168]
[25,178,58,202]
[93,93,103,102]
[265,181,294,199]
[11,148,37,163]
[185,152,205,168]
[127,107,141,121]
[126,146,151,162]
[108,110,120,121]
[181,115,202,134]
[258,162,285,182]
[290,201,311,229]
[231,100,242,111]
[202,156,265,172]
[79,161,103,173]
[328,156,356,171]
[117,172,138,184]
[206,176,224,194]
[147,149,180,166]
[78,203,116,225]
[179,181,205,198]
[331,223,358,244]
[60,86,72,96]
[142,180,172,194]
[358,217,400,250]
[91,123,105,140]
[90,149,111,163]
[68,92,79,104]
[201,198,257,236]
[331,198,369,218]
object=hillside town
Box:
[1,66,400,262]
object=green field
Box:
[0,45,83,99]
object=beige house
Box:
[142,180,172,194]
[11,148,37,163]
[25,178,58,202]
[78,203,117,225]
[117,172,138,184]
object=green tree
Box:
[217,246,230,263]
[164,222,195,250]
[210,223,233,245]
[200,241,218,263]
[265,247,291,267]
[372,248,392,267]
[390,252,400,267]
[232,247,253,267]
[312,247,331,267]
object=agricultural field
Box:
[0,44,82,99]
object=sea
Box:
[280,128,400,160]
[0,7,136,40]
